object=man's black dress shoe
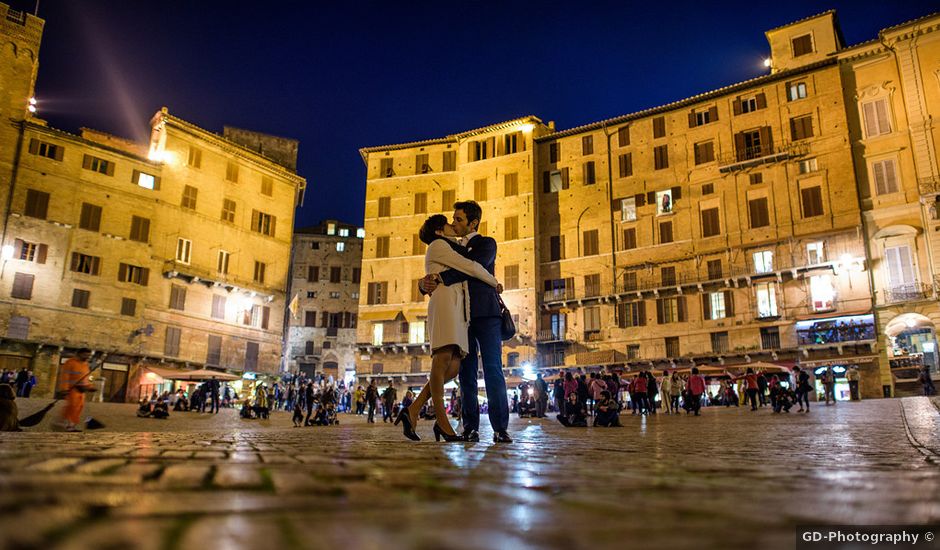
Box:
[461,429,480,442]
[493,430,513,443]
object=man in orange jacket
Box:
[57,349,94,432]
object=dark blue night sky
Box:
[9,0,937,229]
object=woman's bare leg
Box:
[430,349,457,436]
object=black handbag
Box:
[497,295,516,341]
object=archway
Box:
[885,313,938,377]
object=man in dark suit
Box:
[421,201,511,443]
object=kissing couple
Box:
[396,200,512,443]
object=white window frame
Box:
[741,96,758,113]
[656,189,674,216]
[409,321,426,344]
[175,238,192,265]
[798,158,817,174]
[136,172,156,190]
[755,282,778,318]
[883,244,918,288]
[372,323,384,346]
[336,242,346,252]
[753,250,774,273]
[621,197,637,222]
[788,82,807,101]
[807,242,826,264]
[709,292,727,319]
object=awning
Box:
[800,356,877,368]
[403,308,427,323]
[359,309,402,322]
[795,309,872,321]
[142,366,240,381]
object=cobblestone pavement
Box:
[1,397,938,550]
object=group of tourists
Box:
[0,368,37,398]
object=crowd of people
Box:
[0,368,37,398]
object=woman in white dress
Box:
[397,214,500,442]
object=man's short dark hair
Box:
[419,214,448,244]
[454,200,482,228]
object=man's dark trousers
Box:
[459,316,508,433]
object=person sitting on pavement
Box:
[557,391,588,427]
[593,391,621,427]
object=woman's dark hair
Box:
[419,214,448,244]
[565,372,573,381]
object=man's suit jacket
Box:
[439,234,501,319]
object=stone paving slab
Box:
[0,398,938,550]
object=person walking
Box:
[821,367,836,405]
[919,366,936,396]
[365,380,379,423]
[756,371,768,407]
[419,202,511,443]
[846,365,861,400]
[381,384,397,423]
[660,372,673,414]
[687,367,706,416]
[534,373,548,418]
[400,213,502,442]
[729,368,760,411]
[208,377,221,414]
[794,366,812,412]
[669,372,683,413]
[14,368,29,398]
[57,349,95,431]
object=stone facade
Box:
[286,220,363,381]
[0,4,306,401]
[356,10,940,398]
[837,13,940,396]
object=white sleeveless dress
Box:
[425,238,499,356]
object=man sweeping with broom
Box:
[56,349,95,432]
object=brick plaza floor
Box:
[1,397,938,550]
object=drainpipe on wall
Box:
[604,125,618,295]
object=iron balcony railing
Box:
[797,323,876,346]
[543,288,577,302]
[883,283,933,304]
[718,141,809,172]
[536,329,576,343]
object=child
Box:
[292,401,304,427]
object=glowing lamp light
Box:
[520,123,535,133]
[763,58,772,68]
[521,362,537,381]
[27,97,37,114]
[1,245,14,260]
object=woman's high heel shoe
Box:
[396,409,420,441]
[433,422,466,442]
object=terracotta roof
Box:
[879,11,940,35]
[358,115,543,158]
[535,58,837,141]
[765,9,836,33]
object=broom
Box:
[19,365,104,429]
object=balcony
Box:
[541,351,566,367]
[543,288,576,303]
[918,176,940,196]
[575,349,626,366]
[536,329,575,343]
[797,323,876,346]
[718,141,809,173]
[883,283,933,304]
[584,330,604,342]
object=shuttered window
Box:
[221,199,236,223]
[582,161,596,185]
[82,154,114,175]
[616,301,646,328]
[861,98,892,138]
[165,327,181,357]
[187,146,202,168]
[169,285,186,311]
[118,263,149,286]
[504,216,519,241]
[414,192,427,214]
[412,234,426,256]
[11,273,34,300]
[656,296,687,324]
[582,230,599,256]
[79,203,102,231]
[542,168,569,192]
[29,139,64,161]
[504,265,519,290]
[689,106,718,127]
[380,158,394,177]
[617,126,630,147]
[71,289,90,309]
[70,252,101,275]
[181,185,198,210]
[414,153,430,174]
[24,189,49,219]
[378,196,391,217]
[549,142,560,163]
[659,221,673,244]
[504,173,518,197]
[661,266,676,286]
[581,135,594,155]
[474,178,488,201]
[800,186,824,218]
[701,207,720,237]
[441,190,455,212]
[622,227,637,250]
[206,335,222,366]
[790,115,814,141]
[225,161,239,183]
[245,342,259,371]
[618,153,633,177]
[665,337,680,358]
[791,34,813,56]
[132,169,160,190]
[550,235,565,261]
[652,116,666,138]
[250,209,276,236]
[121,298,136,316]
[14,240,46,263]
[376,236,390,258]
[749,197,770,228]
[654,145,669,170]
[707,259,723,279]
[694,141,714,165]
[253,261,266,283]
[442,151,456,171]
[884,246,917,287]
[367,282,388,305]
[871,159,899,195]
[702,291,734,320]
[129,215,150,242]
